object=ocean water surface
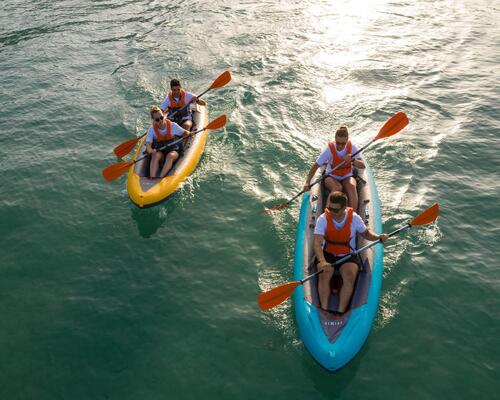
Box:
[0,0,499,399]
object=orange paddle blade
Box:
[375,112,409,140]
[209,71,232,90]
[263,201,289,213]
[205,114,227,130]
[410,203,440,226]
[102,161,133,182]
[113,137,140,158]
[258,281,301,310]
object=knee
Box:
[344,180,356,193]
[341,265,358,284]
[166,152,179,161]
[319,270,334,283]
[325,178,341,192]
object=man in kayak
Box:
[313,191,388,314]
[146,106,190,179]
[160,79,206,131]
[303,126,364,209]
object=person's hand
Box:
[318,261,333,272]
[191,96,198,103]
[303,183,311,192]
[379,234,389,243]
[344,153,352,164]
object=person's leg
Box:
[149,151,164,179]
[318,264,334,311]
[324,176,342,194]
[182,119,193,131]
[342,177,358,210]
[337,262,358,313]
[159,151,179,177]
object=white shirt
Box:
[160,91,195,111]
[145,122,185,143]
[316,142,361,180]
[314,211,367,256]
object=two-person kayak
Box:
[127,104,209,208]
[293,157,384,371]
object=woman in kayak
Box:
[313,191,388,313]
[160,79,206,130]
[303,126,365,209]
[145,106,190,179]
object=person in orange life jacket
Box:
[145,106,190,179]
[160,79,206,130]
[313,191,388,313]
[304,126,365,209]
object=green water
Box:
[1,0,499,399]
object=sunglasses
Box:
[328,206,343,213]
[154,115,164,122]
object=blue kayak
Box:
[293,157,384,371]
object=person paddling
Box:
[160,79,206,130]
[313,191,388,314]
[146,106,190,179]
[304,126,365,209]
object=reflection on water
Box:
[300,338,364,399]
[130,201,175,238]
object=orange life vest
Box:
[328,141,352,177]
[168,89,187,110]
[153,119,173,142]
[324,207,354,256]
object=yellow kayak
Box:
[127,104,209,207]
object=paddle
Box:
[264,112,409,213]
[257,203,440,311]
[102,114,227,182]
[112,71,232,158]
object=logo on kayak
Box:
[324,320,344,327]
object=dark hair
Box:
[150,105,162,119]
[335,125,349,138]
[170,79,181,88]
[328,191,347,207]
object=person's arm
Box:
[160,97,169,113]
[186,92,205,106]
[146,141,155,155]
[172,122,189,138]
[145,129,155,154]
[352,158,365,169]
[361,229,388,243]
[303,162,320,191]
[351,144,364,169]
[313,234,331,269]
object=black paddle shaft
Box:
[134,128,204,164]
[299,222,411,285]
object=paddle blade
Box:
[258,281,301,310]
[375,112,409,140]
[263,201,290,214]
[410,203,440,226]
[102,161,133,182]
[205,114,227,131]
[209,71,232,90]
[113,137,139,158]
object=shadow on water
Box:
[299,341,365,399]
[130,201,177,238]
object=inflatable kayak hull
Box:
[127,105,208,208]
[293,157,384,371]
